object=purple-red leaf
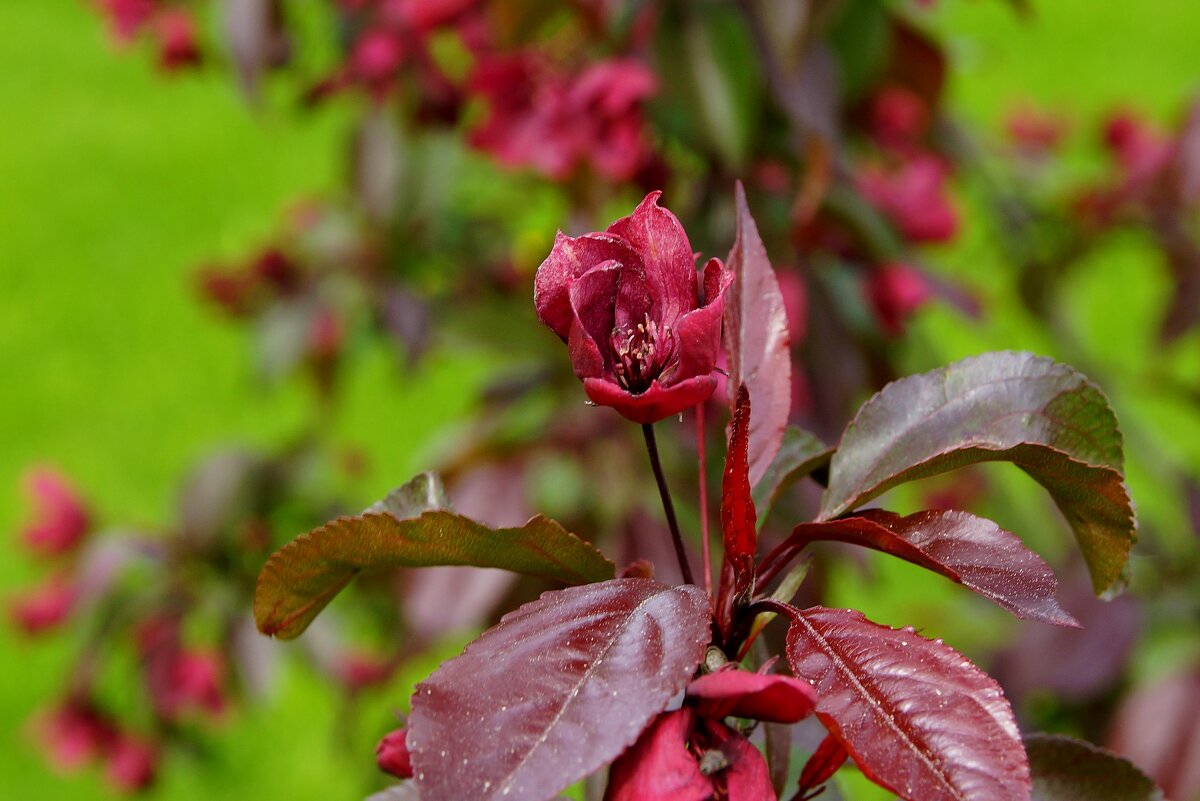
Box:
[721,386,757,609]
[820,352,1135,592]
[408,578,712,801]
[254,473,614,639]
[786,606,1030,801]
[724,182,791,486]
[778,510,1077,627]
[797,733,848,797]
[1025,734,1163,801]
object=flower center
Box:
[610,313,673,394]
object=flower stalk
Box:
[641,423,694,586]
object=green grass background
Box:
[1,0,1197,799]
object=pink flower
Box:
[565,58,658,181]
[1006,103,1068,156]
[858,155,959,243]
[376,727,414,779]
[9,573,76,635]
[21,467,90,557]
[605,708,775,801]
[384,0,477,30]
[138,618,225,720]
[349,28,407,95]
[105,734,158,793]
[1104,109,1173,178]
[865,263,931,337]
[535,192,732,424]
[97,0,157,43]
[869,86,929,151]
[153,10,202,71]
[468,53,577,179]
[469,54,657,181]
[38,700,115,772]
[338,651,394,691]
[606,669,815,799]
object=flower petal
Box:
[687,670,817,724]
[535,232,640,340]
[707,724,777,801]
[567,260,622,378]
[604,709,711,801]
[583,375,717,425]
[607,192,699,327]
[377,728,414,779]
[664,258,731,385]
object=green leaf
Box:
[820,352,1136,592]
[255,473,614,639]
[752,425,834,527]
[1025,734,1163,801]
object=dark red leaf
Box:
[724,182,792,485]
[686,669,816,724]
[605,709,711,801]
[786,606,1030,801]
[1026,734,1163,801]
[778,510,1077,626]
[797,733,848,796]
[409,578,712,801]
[255,473,614,639]
[820,352,1135,592]
[721,386,758,610]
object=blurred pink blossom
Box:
[21,467,90,557]
[858,155,959,243]
[865,263,932,337]
[105,734,158,793]
[9,573,76,635]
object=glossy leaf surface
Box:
[786,606,1030,801]
[820,351,1135,591]
[720,386,757,608]
[255,474,613,639]
[782,510,1076,626]
[409,578,711,801]
[724,181,791,486]
[1025,734,1163,801]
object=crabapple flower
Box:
[9,573,76,635]
[858,155,959,243]
[376,728,414,779]
[535,192,732,424]
[105,734,158,792]
[866,262,932,337]
[606,669,816,800]
[38,699,115,772]
[21,467,90,557]
[685,668,817,724]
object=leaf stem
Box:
[642,423,695,585]
[695,406,713,597]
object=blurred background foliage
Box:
[2,0,1198,799]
